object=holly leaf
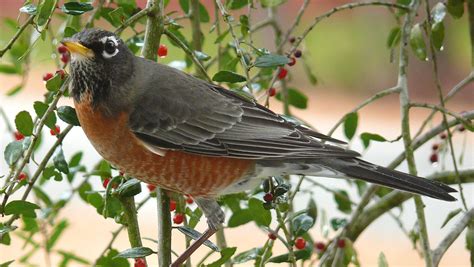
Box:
[115,247,155,258]
[446,0,464,19]
[57,106,80,126]
[232,248,262,264]
[343,112,358,140]
[292,214,314,236]
[4,200,40,218]
[275,88,308,109]
[15,111,33,136]
[4,141,23,166]
[409,24,427,61]
[53,146,69,174]
[334,190,352,214]
[33,101,57,129]
[212,70,246,83]
[175,226,219,251]
[61,2,94,16]
[360,132,387,148]
[116,179,141,197]
[254,54,289,68]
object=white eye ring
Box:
[100,36,119,59]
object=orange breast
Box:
[74,101,255,197]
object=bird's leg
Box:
[171,197,224,267]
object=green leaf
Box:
[45,73,64,91]
[33,101,57,129]
[36,0,56,26]
[431,22,445,51]
[175,226,219,251]
[57,106,80,126]
[179,0,190,13]
[334,190,352,214]
[281,88,308,109]
[61,2,94,16]
[240,15,250,37]
[19,4,37,14]
[215,29,230,44]
[46,220,68,250]
[108,7,126,27]
[54,146,69,174]
[292,214,314,236]
[441,208,462,228]
[115,247,155,258]
[0,260,15,267]
[4,141,23,166]
[386,27,401,48]
[194,50,211,61]
[0,64,21,74]
[248,198,271,226]
[33,187,53,207]
[268,246,312,263]
[64,26,78,38]
[307,199,318,225]
[254,54,289,68]
[330,218,347,231]
[360,132,387,148]
[446,0,464,19]
[232,248,262,264]
[212,70,246,83]
[6,84,23,96]
[343,112,358,140]
[228,209,253,227]
[228,0,249,10]
[260,0,287,8]
[15,111,34,136]
[409,24,427,61]
[116,179,141,197]
[378,252,388,267]
[4,200,40,218]
[205,247,237,267]
[96,249,130,267]
[199,2,210,23]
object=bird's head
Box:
[62,29,134,108]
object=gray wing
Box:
[129,60,358,160]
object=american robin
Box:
[62,28,455,265]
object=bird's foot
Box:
[170,198,223,267]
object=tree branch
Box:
[0,15,35,58]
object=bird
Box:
[62,28,456,266]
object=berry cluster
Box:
[429,125,466,164]
[267,37,303,98]
[57,44,70,65]
[170,195,195,225]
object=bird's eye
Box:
[104,40,116,54]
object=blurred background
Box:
[1,0,473,266]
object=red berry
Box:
[440,132,447,139]
[103,178,111,188]
[268,232,277,240]
[268,87,276,97]
[14,131,24,141]
[50,125,60,136]
[432,143,439,151]
[157,44,168,58]
[288,57,296,66]
[294,237,306,250]
[294,50,302,58]
[186,196,194,204]
[289,37,296,43]
[337,239,346,248]
[314,242,325,251]
[263,193,273,202]
[55,69,65,79]
[147,184,156,191]
[278,67,288,80]
[18,172,27,181]
[134,258,146,267]
[430,153,438,163]
[57,45,68,54]
[173,213,184,224]
[43,73,54,81]
[169,200,177,211]
[60,53,69,64]
[458,125,465,132]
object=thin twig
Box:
[0,15,35,58]
[432,208,474,266]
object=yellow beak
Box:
[61,41,94,58]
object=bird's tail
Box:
[258,158,457,201]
